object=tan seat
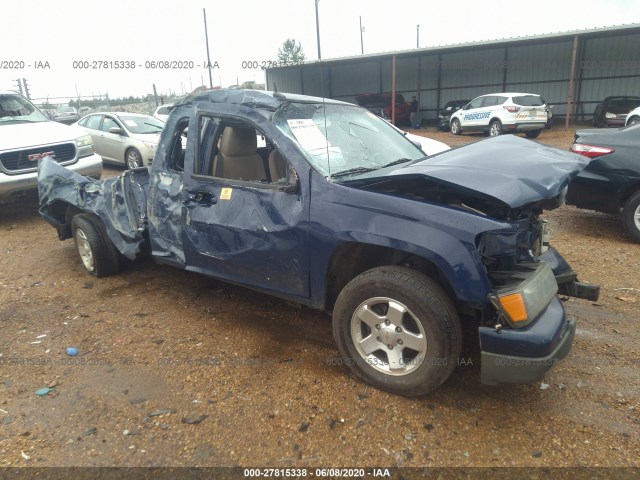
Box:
[213,127,267,181]
[268,149,287,182]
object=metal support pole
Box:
[391,55,396,125]
[203,8,214,89]
[417,24,420,48]
[315,0,321,60]
[565,34,579,129]
[360,16,364,54]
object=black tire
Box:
[622,191,640,243]
[125,147,143,169]
[450,118,462,135]
[332,266,462,396]
[489,120,503,137]
[525,129,541,139]
[593,107,607,128]
[627,116,640,126]
[71,214,121,277]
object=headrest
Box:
[220,127,257,157]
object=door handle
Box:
[186,191,217,206]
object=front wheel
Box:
[450,118,462,135]
[622,191,640,243]
[525,129,541,139]
[71,214,121,277]
[332,266,462,396]
[489,120,503,137]
[125,148,143,169]
[628,116,640,126]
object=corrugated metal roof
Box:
[268,23,640,69]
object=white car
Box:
[386,120,450,155]
[450,93,548,138]
[625,107,640,126]
[153,104,173,123]
[75,112,164,168]
[0,91,102,198]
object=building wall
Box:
[266,29,640,123]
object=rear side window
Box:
[85,115,102,130]
[157,106,170,115]
[513,95,544,106]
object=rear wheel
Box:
[450,118,462,135]
[525,129,541,139]
[622,191,640,243]
[489,120,503,137]
[71,214,121,277]
[332,266,462,396]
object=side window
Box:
[494,96,508,105]
[85,115,102,130]
[468,97,484,109]
[481,96,497,107]
[167,117,189,173]
[196,115,293,185]
[101,116,120,133]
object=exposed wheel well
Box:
[324,243,456,313]
[622,182,640,207]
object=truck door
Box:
[181,108,310,298]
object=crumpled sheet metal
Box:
[146,170,185,264]
[38,157,149,260]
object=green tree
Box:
[277,39,306,65]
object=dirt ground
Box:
[0,127,638,471]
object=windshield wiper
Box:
[331,166,378,178]
[381,157,421,168]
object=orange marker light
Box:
[498,293,528,323]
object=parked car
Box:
[39,89,598,396]
[450,93,548,138]
[385,119,450,155]
[566,123,640,242]
[592,96,640,127]
[0,91,101,198]
[78,106,93,116]
[437,100,470,131]
[54,106,80,124]
[625,106,640,126]
[153,104,173,123]
[355,93,410,125]
[75,112,165,168]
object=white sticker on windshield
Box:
[287,119,330,151]
[124,120,138,127]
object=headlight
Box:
[75,134,93,147]
[605,112,616,119]
[491,263,558,328]
[143,141,157,150]
[75,134,95,158]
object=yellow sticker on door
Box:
[220,188,233,200]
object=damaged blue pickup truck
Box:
[38,89,599,396]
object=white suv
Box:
[450,93,548,138]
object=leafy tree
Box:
[277,39,306,65]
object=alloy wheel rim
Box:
[76,229,95,272]
[350,297,427,376]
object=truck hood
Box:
[0,121,83,151]
[351,135,589,211]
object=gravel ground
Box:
[0,126,638,470]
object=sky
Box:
[2,0,640,103]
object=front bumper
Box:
[480,297,576,385]
[0,153,102,197]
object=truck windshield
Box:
[0,94,49,124]
[273,102,424,180]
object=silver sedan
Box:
[74,112,164,168]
